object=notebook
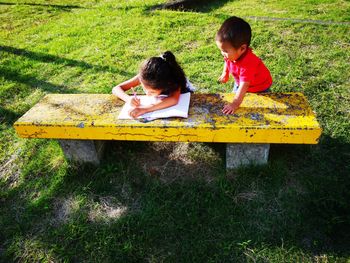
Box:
[118,92,191,121]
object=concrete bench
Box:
[14,93,322,169]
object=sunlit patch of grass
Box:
[88,196,128,224]
[52,195,83,225]
[8,236,58,263]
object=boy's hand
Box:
[222,100,241,115]
[129,107,147,118]
[129,96,140,107]
[218,73,229,83]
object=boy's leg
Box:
[233,83,271,93]
[259,88,271,93]
[259,83,273,93]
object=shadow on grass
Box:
[0,67,79,94]
[0,45,134,106]
[149,0,231,12]
[0,2,84,10]
[1,136,349,261]
[0,106,21,127]
[0,1,150,12]
[266,136,350,253]
[0,45,132,77]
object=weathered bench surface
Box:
[14,93,321,144]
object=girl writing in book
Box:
[112,51,193,118]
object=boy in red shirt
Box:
[216,16,272,114]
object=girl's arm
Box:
[112,75,141,105]
[129,89,181,118]
[222,81,250,114]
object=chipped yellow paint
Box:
[14,93,322,144]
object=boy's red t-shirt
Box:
[225,48,272,93]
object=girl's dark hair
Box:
[139,51,187,94]
[216,16,251,49]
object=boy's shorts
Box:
[233,83,271,93]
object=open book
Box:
[118,92,191,121]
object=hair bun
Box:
[161,51,175,62]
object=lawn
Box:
[1,0,350,262]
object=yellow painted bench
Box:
[14,93,322,168]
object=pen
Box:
[131,87,137,99]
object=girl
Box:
[112,51,192,118]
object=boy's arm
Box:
[129,89,181,118]
[222,81,250,114]
[218,62,229,83]
[112,75,141,105]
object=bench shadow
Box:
[1,134,349,261]
[96,136,350,257]
[106,141,226,184]
[265,135,350,254]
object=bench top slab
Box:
[14,93,322,144]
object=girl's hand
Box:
[222,100,240,115]
[129,107,148,118]
[218,73,229,83]
[129,96,140,107]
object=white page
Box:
[118,92,191,120]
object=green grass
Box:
[1,0,350,262]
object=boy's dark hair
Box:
[139,51,187,94]
[216,16,251,49]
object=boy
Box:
[216,16,272,114]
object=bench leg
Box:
[226,143,270,169]
[58,140,105,165]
